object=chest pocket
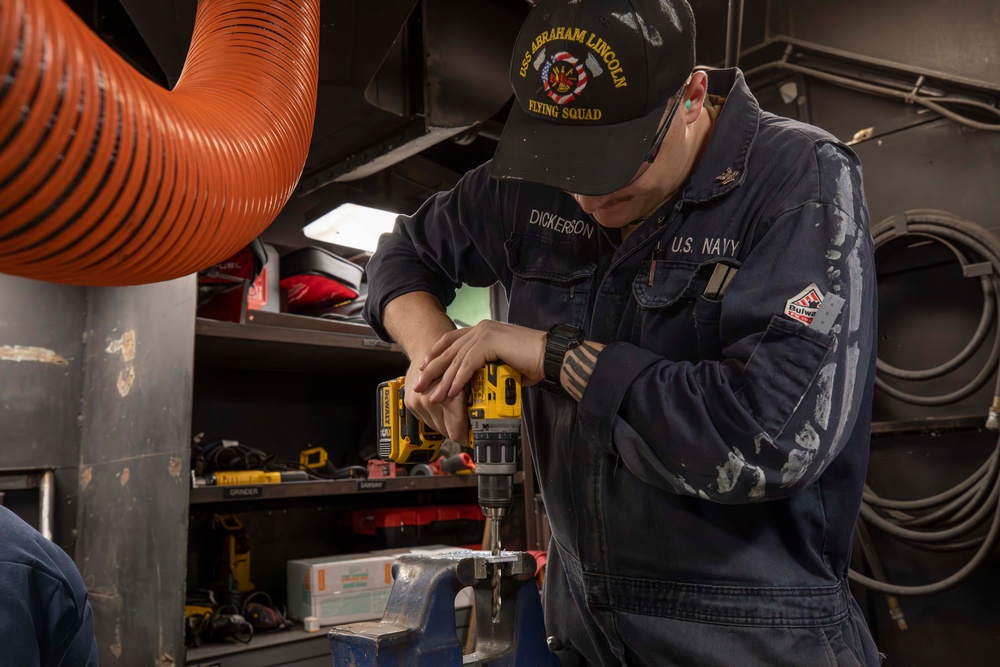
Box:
[631,259,736,362]
[505,232,595,331]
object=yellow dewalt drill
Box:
[377,362,522,551]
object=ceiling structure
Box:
[64,0,747,257]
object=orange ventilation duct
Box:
[0,0,319,286]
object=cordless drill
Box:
[377,362,522,553]
[467,362,522,556]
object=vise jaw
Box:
[328,549,559,667]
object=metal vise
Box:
[328,549,559,667]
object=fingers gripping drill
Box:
[377,362,522,620]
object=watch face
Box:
[549,323,583,340]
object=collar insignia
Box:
[715,167,739,186]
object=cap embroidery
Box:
[520,29,627,89]
[542,52,588,105]
[715,167,739,185]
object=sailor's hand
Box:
[413,320,546,402]
[403,352,470,444]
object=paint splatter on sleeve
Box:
[578,152,876,502]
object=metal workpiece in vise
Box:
[328,550,559,667]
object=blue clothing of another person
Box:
[0,506,98,667]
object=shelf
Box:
[186,622,329,665]
[190,472,525,504]
[195,313,406,374]
[186,608,474,666]
[871,415,987,435]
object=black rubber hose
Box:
[858,469,998,543]
[863,456,991,510]
[876,276,994,381]
[871,212,1000,407]
[849,210,1000,596]
[849,473,1000,596]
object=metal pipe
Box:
[725,0,745,69]
[39,470,55,540]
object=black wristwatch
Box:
[539,323,585,394]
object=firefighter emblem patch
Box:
[541,51,587,105]
[784,284,825,325]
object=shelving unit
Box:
[191,472,525,504]
[184,313,529,666]
[186,624,330,667]
[195,313,405,374]
[186,607,476,667]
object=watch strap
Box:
[540,324,584,393]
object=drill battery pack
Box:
[377,377,445,463]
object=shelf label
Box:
[358,480,386,491]
[223,486,264,499]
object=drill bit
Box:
[490,516,501,555]
[491,517,502,622]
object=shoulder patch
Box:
[784,284,824,325]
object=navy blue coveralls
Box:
[364,69,880,666]
[0,506,98,667]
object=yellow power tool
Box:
[377,361,522,538]
[192,470,309,486]
[378,361,522,621]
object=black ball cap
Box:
[490,0,696,196]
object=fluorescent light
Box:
[302,203,399,252]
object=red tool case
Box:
[344,504,485,549]
[279,246,364,312]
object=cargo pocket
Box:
[504,232,595,331]
[819,624,865,667]
[738,315,835,439]
[694,260,739,361]
[630,260,700,357]
[694,294,724,361]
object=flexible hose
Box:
[0,0,319,286]
[848,210,1000,596]
[872,211,1000,408]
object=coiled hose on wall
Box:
[851,210,1000,600]
[0,0,319,286]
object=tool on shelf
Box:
[215,514,254,593]
[192,470,310,487]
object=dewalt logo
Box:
[380,385,391,427]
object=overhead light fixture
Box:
[302,203,399,253]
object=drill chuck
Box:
[472,417,519,513]
[478,474,514,512]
